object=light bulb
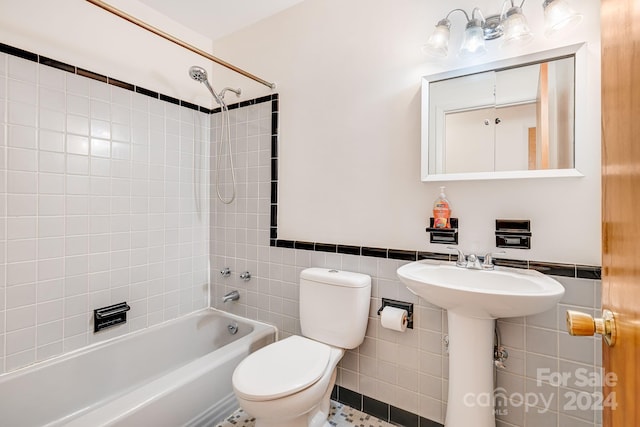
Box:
[422,19,451,58]
[459,20,487,58]
[543,0,583,37]
[501,6,534,48]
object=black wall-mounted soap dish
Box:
[495,219,531,249]
[426,217,458,245]
[93,302,131,332]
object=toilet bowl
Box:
[233,335,344,427]
[231,268,371,427]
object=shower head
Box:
[189,65,224,106]
[189,65,208,83]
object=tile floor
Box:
[214,400,396,427]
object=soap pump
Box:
[433,186,451,229]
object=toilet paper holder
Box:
[377,298,414,329]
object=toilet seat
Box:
[232,335,331,401]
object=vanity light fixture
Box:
[423,0,582,58]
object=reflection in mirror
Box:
[422,44,584,181]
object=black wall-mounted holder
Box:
[495,219,531,249]
[426,217,458,245]
[377,298,414,329]
[94,302,131,333]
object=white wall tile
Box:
[0,62,210,376]
[38,151,65,174]
[8,125,37,149]
[39,66,65,90]
[39,108,65,132]
[67,114,89,136]
[7,170,37,194]
[66,134,89,155]
[8,102,37,127]
[8,79,37,104]
[67,94,90,116]
[8,147,37,171]
[39,87,65,111]
[8,57,36,83]
[8,217,36,240]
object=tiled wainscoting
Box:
[0,45,210,374]
[209,98,603,427]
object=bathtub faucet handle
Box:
[220,267,231,277]
[240,271,251,281]
[223,290,240,303]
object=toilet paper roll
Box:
[380,306,408,332]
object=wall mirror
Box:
[421,43,586,181]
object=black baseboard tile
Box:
[390,405,419,427]
[331,384,339,401]
[336,386,362,411]
[362,395,388,421]
[420,416,445,427]
[336,386,443,427]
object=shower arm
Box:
[219,87,242,99]
[85,0,276,90]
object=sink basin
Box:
[397,260,565,319]
[397,259,565,427]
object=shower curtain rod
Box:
[85,0,276,89]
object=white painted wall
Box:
[0,0,220,108]
[213,0,601,265]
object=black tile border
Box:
[0,43,602,281]
[0,42,228,114]
[577,264,602,280]
[334,385,443,427]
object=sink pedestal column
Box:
[445,311,496,427]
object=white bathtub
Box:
[0,309,276,427]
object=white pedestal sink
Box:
[397,260,565,427]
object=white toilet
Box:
[232,268,371,427]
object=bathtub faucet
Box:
[223,290,240,303]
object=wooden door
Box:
[601,0,640,425]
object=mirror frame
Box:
[421,43,587,182]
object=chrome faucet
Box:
[222,290,240,303]
[447,246,467,268]
[481,251,506,270]
[448,247,504,270]
[465,253,483,270]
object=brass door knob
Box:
[566,309,616,346]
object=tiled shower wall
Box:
[209,100,603,427]
[0,52,210,374]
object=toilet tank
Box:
[299,268,371,349]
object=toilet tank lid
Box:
[301,268,371,288]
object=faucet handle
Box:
[482,251,506,270]
[447,246,466,267]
